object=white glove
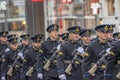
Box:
[18,52,24,60]
[1,76,6,80]
[106,48,111,53]
[57,45,61,51]
[77,47,84,54]
[59,74,66,80]
[37,73,43,79]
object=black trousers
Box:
[7,74,21,80]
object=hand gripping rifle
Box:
[88,49,114,76]
[43,45,60,71]
[26,50,43,76]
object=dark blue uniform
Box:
[83,24,116,80]
[42,39,60,80]
[57,40,83,80]
[111,41,120,80]
[24,47,44,80]
[1,48,22,80]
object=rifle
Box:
[7,54,20,76]
[7,47,26,76]
[88,49,114,76]
[0,50,5,61]
[43,46,60,71]
[26,50,43,76]
[0,50,4,56]
[65,48,82,75]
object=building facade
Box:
[0,0,45,36]
[99,0,120,32]
[0,0,26,36]
[25,0,45,36]
[44,0,99,35]
[2,0,119,37]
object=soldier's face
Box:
[69,33,80,41]
[106,33,113,40]
[0,37,7,42]
[32,42,41,48]
[82,36,91,45]
[9,43,18,50]
[22,39,29,45]
[49,30,58,40]
[98,32,108,41]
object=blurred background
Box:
[0,0,120,38]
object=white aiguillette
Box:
[77,47,84,54]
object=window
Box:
[8,0,25,18]
[73,3,84,16]
[0,21,26,31]
[108,0,115,16]
[59,5,69,16]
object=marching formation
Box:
[0,24,120,80]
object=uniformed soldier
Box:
[104,24,116,80]
[112,32,120,79]
[24,35,44,80]
[19,34,31,80]
[1,37,23,80]
[82,24,115,80]
[111,31,120,80]
[42,24,60,80]
[79,29,93,50]
[0,31,9,79]
[111,41,120,80]
[57,26,84,80]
